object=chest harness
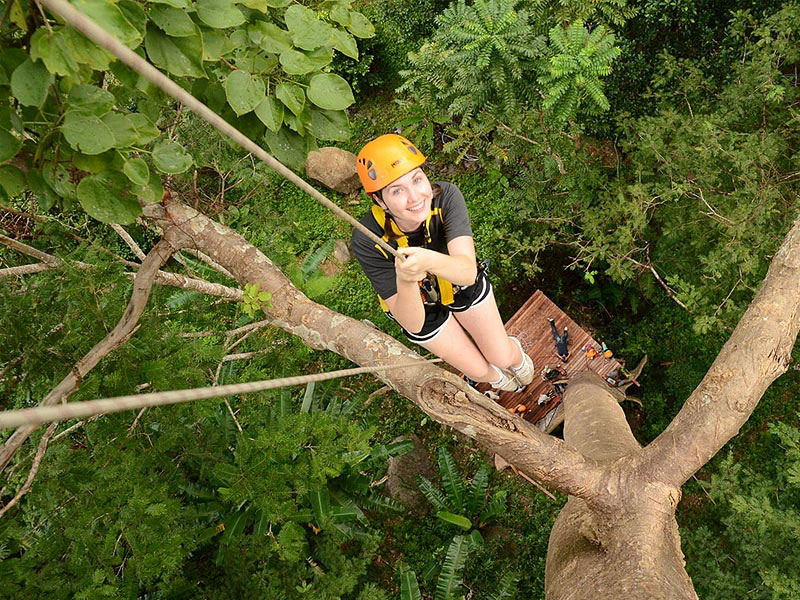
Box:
[370,203,456,312]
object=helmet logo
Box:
[390,159,402,167]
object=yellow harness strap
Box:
[370,204,455,310]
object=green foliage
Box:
[241,282,272,317]
[682,420,800,599]
[0,0,372,224]
[397,0,623,161]
[539,20,621,125]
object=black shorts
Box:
[388,269,493,344]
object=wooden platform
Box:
[476,290,622,430]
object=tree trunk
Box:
[545,372,696,599]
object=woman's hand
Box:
[395,247,433,283]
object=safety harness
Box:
[370,202,456,311]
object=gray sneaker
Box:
[489,365,523,393]
[508,336,534,386]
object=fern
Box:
[437,448,467,513]
[487,571,520,600]
[400,567,423,600]
[467,463,490,514]
[434,535,473,600]
[418,476,451,512]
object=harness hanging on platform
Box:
[369,204,456,311]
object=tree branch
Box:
[639,217,800,487]
[0,232,241,300]
[110,224,146,261]
[0,238,182,473]
[0,263,53,277]
[0,423,57,518]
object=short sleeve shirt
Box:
[351,182,472,300]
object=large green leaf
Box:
[72,0,143,47]
[135,169,164,204]
[145,26,205,78]
[224,70,265,116]
[27,168,58,211]
[77,171,142,224]
[435,511,473,530]
[275,82,305,116]
[196,0,245,28]
[30,28,79,77]
[279,49,315,75]
[0,165,26,198]
[10,58,52,108]
[331,29,358,60]
[304,47,333,70]
[301,382,314,413]
[149,0,190,7]
[101,113,138,147]
[263,126,306,171]
[152,141,193,174]
[309,487,331,525]
[437,447,466,513]
[149,5,198,37]
[284,5,333,51]
[330,5,351,26]
[61,111,116,155]
[307,73,354,110]
[122,157,150,186]
[400,568,422,600]
[255,23,292,54]
[68,85,115,116]
[255,96,283,132]
[65,28,114,70]
[434,535,472,600]
[309,108,349,141]
[200,28,233,60]
[0,128,20,164]
[128,113,160,144]
[347,11,375,38]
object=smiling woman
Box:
[351,134,535,394]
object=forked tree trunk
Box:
[545,372,696,599]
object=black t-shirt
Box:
[351,182,473,300]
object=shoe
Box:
[508,336,534,386]
[489,365,523,393]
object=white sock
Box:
[488,365,504,385]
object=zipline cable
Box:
[0,359,442,429]
[37,0,403,261]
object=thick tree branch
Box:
[0,238,182,473]
[151,198,613,508]
[640,217,800,487]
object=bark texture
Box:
[546,373,695,600]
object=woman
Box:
[351,134,534,394]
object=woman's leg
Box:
[417,315,497,382]
[452,288,522,370]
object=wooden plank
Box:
[475,290,622,429]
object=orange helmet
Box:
[356,134,426,193]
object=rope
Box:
[37,0,402,261]
[0,359,441,429]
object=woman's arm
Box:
[395,236,477,287]
[383,280,426,333]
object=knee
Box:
[484,337,516,370]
